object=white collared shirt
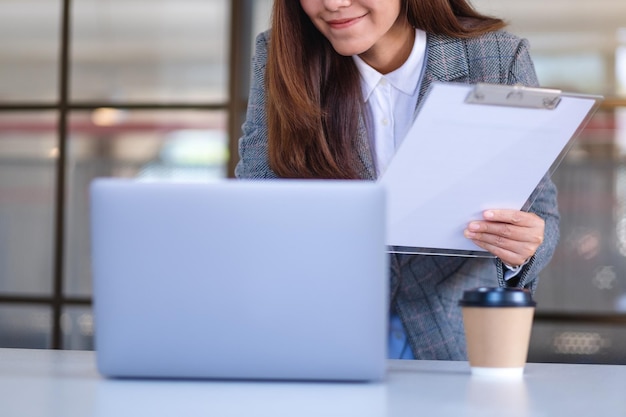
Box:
[353,29,427,176]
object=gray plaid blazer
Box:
[236,30,560,360]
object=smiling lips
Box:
[327,14,366,29]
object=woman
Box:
[236,0,559,360]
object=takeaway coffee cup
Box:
[459,287,536,377]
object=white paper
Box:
[380,83,598,255]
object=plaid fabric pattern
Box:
[236,30,559,360]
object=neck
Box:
[358,21,415,74]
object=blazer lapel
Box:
[416,34,470,116]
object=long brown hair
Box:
[267,0,506,179]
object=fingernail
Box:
[484,211,494,219]
[469,222,480,231]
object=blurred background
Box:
[0,0,625,363]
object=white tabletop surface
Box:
[1,348,625,417]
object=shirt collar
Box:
[353,29,427,101]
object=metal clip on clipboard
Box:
[465,83,563,110]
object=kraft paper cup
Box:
[459,287,536,377]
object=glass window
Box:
[64,110,228,296]
[62,306,93,350]
[617,31,626,95]
[0,305,52,348]
[71,0,229,103]
[0,112,56,296]
[472,0,625,98]
[537,109,626,314]
[252,0,272,41]
[0,0,60,102]
[533,53,607,94]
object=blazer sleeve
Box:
[235,31,278,179]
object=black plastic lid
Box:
[458,287,536,307]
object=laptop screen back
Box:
[90,179,388,381]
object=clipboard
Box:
[380,82,603,257]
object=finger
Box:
[469,239,530,266]
[482,210,543,228]
[467,220,520,240]
[467,219,545,245]
[466,222,543,249]
[464,228,534,253]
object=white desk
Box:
[1,348,625,417]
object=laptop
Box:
[90,178,388,381]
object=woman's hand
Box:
[463,209,545,267]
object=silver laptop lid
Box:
[90,178,388,381]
